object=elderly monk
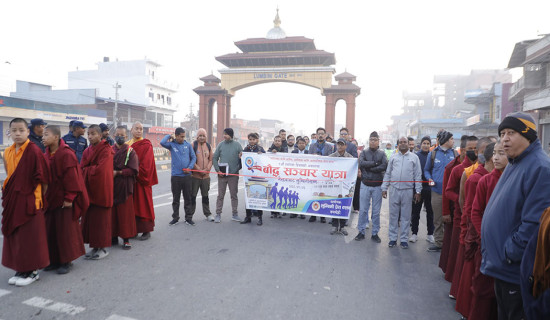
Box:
[42,125,88,274]
[127,122,158,240]
[2,118,50,286]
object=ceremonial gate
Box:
[194,10,361,144]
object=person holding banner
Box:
[308,127,333,223]
[241,132,265,226]
[213,128,243,223]
[328,138,354,235]
[382,137,422,249]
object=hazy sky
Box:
[1,0,548,143]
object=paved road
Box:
[0,170,461,319]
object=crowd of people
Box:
[2,112,550,319]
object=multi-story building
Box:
[68,57,178,128]
[508,35,550,150]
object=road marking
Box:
[22,296,85,316]
[152,192,172,200]
[105,315,138,320]
[0,289,11,298]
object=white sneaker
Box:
[214,214,221,223]
[91,248,109,260]
[8,272,23,285]
[231,215,243,222]
[206,215,215,222]
[426,235,435,243]
[409,234,418,243]
[15,271,39,286]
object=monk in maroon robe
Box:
[112,126,138,249]
[128,122,158,240]
[43,125,88,274]
[81,124,114,260]
[2,118,49,286]
[439,156,461,274]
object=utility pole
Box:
[113,82,121,127]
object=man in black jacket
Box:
[354,131,388,243]
[28,118,47,152]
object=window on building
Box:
[161,95,165,104]
[167,97,172,105]
[157,93,161,101]
[149,92,154,101]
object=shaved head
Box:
[131,121,144,139]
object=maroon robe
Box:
[439,157,461,273]
[81,140,114,248]
[44,139,87,265]
[131,139,158,233]
[2,140,50,271]
[112,143,138,239]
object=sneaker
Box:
[91,248,109,260]
[371,234,382,243]
[426,235,435,243]
[388,240,397,248]
[85,248,98,259]
[139,232,151,241]
[15,271,39,286]
[231,215,243,222]
[400,242,409,249]
[214,214,221,223]
[330,227,339,235]
[185,219,196,226]
[354,233,365,241]
[122,241,132,250]
[8,272,23,285]
[56,263,71,275]
[409,234,418,243]
[169,218,179,226]
[449,294,456,300]
[340,228,348,236]
[427,245,442,252]
[206,215,215,222]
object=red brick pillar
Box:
[216,95,226,143]
[325,95,335,137]
[225,96,232,129]
[346,96,356,138]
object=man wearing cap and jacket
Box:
[28,118,47,152]
[62,121,88,163]
[481,112,550,320]
[99,123,114,146]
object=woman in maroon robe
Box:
[43,125,88,274]
[128,122,158,240]
[112,126,138,249]
[81,125,114,260]
[2,118,50,286]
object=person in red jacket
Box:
[43,125,88,274]
[2,118,50,287]
[455,140,496,317]
[444,136,477,291]
[81,124,114,260]
[468,141,508,320]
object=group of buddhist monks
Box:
[438,136,508,320]
[1,119,157,286]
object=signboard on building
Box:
[466,114,481,126]
[148,126,175,134]
[0,106,105,124]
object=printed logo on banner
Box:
[245,157,255,171]
[311,201,320,211]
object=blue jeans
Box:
[357,184,382,235]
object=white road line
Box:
[152,192,172,200]
[22,296,85,316]
[0,289,11,298]
[105,315,138,320]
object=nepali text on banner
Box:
[241,153,358,219]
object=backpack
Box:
[430,148,459,169]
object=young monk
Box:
[127,122,158,240]
[81,124,114,260]
[112,126,138,249]
[2,118,50,286]
[468,141,508,320]
[43,125,88,274]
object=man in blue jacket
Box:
[424,130,456,251]
[481,112,550,320]
[161,127,197,226]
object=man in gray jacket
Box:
[355,131,387,243]
[382,136,422,249]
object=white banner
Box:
[241,153,358,219]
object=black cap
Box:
[370,131,379,138]
[72,121,87,129]
[99,123,109,132]
[30,118,47,127]
[336,138,347,145]
[69,120,76,127]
